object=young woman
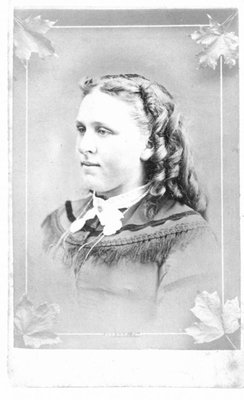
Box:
[42,74,221,349]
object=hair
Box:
[79,73,208,219]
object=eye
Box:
[97,127,111,136]
[76,124,86,135]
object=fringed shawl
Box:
[41,197,211,274]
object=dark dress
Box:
[41,192,222,349]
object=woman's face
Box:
[76,89,150,197]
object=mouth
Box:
[80,161,100,167]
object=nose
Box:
[77,131,97,155]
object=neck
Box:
[96,182,149,200]
[96,171,147,199]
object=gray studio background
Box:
[12,9,239,334]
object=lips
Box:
[81,161,100,167]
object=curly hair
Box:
[79,74,208,219]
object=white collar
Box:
[70,183,150,236]
[93,182,150,210]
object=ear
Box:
[140,145,154,161]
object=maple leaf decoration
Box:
[14,294,61,348]
[14,15,57,63]
[190,14,239,69]
[185,291,241,349]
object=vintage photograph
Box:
[11,4,241,360]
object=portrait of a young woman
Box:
[41,74,222,348]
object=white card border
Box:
[2,0,244,390]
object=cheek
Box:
[103,142,139,171]
[108,136,143,160]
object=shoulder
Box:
[154,194,218,261]
[41,195,92,250]
[123,193,210,240]
[150,193,205,224]
[130,193,217,266]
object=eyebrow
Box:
[76,120,85,127]
[75,120,117,132]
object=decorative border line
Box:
[52,24,208,28]
[57,332,188,336]
[24,23,224,336]
[220,57,225,303]
[25,62,29,296]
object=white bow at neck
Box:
[69,183,151,236]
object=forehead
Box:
[77,90,135,125]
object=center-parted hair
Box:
[79,74,208,219]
